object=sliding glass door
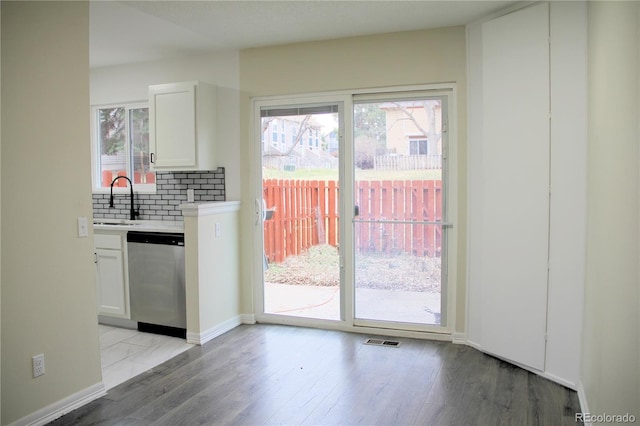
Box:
[352,95,448,329]
[255,90,453,333]
[260,103,342,321]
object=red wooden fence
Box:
[355,180,442,258]
[102,170,155,187]
[263,179,442,264]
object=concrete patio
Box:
[264,282,441,325]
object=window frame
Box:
[409,138,429,155]
[251,83,458,338]
[91,102,156,194]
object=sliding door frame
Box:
[351,91,452,334]
[250,84,458,340]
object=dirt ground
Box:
[264,244,441,293]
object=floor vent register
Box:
[364,338,401,347]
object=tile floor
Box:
[99,324,193,390]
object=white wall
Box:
[90,51,242,200]
[582,1,639,418]
[183,203,241,343]
[1,2,103,423]
[467,2,587,388]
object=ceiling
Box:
[90,0,519,69]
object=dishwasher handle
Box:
[127,231,184,246]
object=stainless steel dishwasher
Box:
[127,231,186,335]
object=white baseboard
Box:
[539,371,578,391]
[186,315,242,345]
[462,340,579,391]
[452,332,467,344]
[577,382,592,426]
[9,382,106,426]
[240,313,256,324]
[465,339,483,351]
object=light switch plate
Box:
[187,189,195,203]
[77,217,88,238]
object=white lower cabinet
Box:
[95,232,129,318]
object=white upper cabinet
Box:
[149,81,217,171]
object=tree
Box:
[130,108,150,182]
[389,100,442,151]
[99,107,125,155]
[354,103,387,169]
[354,103,386,143]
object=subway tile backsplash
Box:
[92,168,225,222]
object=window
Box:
[93,104,154,192]
[409,138,429,155]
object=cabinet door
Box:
[478,3,550,371]
[149,82,197,168]
[95,248,128,317]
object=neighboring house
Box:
[371,100,443,170]
[380,100,442,158]
[325,130,338,156]
[262,116,323,155]
[262,116,338,170]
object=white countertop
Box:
[93,219,184,233]
[94,202,240,232]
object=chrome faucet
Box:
[109,176,139,220]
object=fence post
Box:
[328,180,337,247]
[392,181,403,253]
[382,180,393,253]
[294,180,302,256]
[313,181,326,244]
[102,170,113,187]
[425,180,434,256]
[282,179,291,259]
[371,181,381,252]
[263,180,274,263]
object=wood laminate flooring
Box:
[51,324,582,425]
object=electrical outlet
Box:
[32,353,45,378]
[215,222,221,237]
